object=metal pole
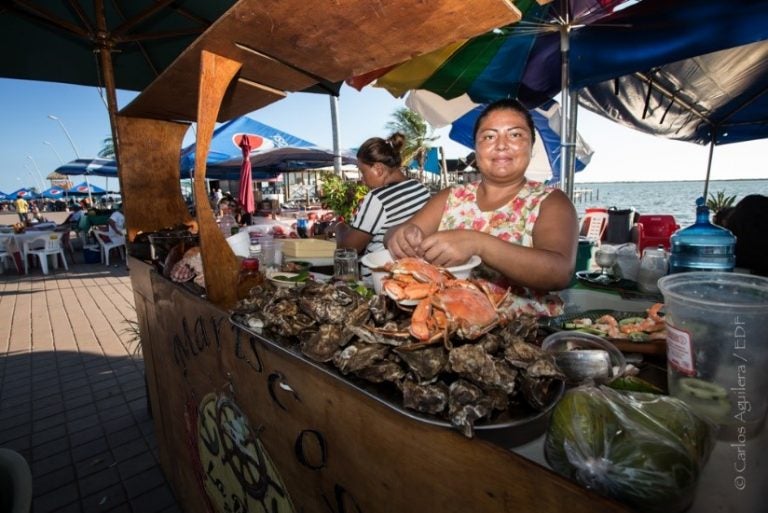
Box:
[48,114,93,205]
[24,164,43,193]
[26,156,46,192]
[558,24,571,199]
[329,95,342,175]
[702,135,716,201]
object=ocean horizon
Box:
[570,178,768,227]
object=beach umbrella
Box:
[9,188,40,200]
[350,0,768,197]
[69,182,108,196]
[0,191,7,201]
[0,1,239,162]
[179,116,317,176]
[238,135,255,215]
[40,186,67,200]
[208,146,358,174]
[55,158,118,178]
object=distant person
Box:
[106,204,126,245]
[715,194,768,276]
[335,132,431,275]
[14,195,29,223]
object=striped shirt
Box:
[349,178,431,263]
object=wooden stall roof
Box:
[120,0,523,123]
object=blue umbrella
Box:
[41,186,67,200]
[179,116,317,175]
[69,182,108,196]
[55,158,118,177]
[9,188,39,200]
[0,191,8,201]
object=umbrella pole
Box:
[95,0,122,194]
[330,95,342,175]
[702,136,716,201]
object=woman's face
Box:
[358,161,385,188]
[474,109,533,184]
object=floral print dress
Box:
[438,179,564,317]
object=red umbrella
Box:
[237,135,255,214]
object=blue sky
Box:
[1,77,767,194]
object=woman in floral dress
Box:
[385,99,578,316]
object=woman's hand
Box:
[387,224,425,259]
[420,230,476,267]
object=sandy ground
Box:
[0,210,71,226]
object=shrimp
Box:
[594,314,621,338]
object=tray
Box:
[539,309,667,355]
[230,316,563,439]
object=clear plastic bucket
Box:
[658,272,768,437]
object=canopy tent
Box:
[8,188,39,200]
[179,116,318,175]
[69,182,108,196]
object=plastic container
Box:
[636,245,668,293]
[574,238,594,273]
[219,208,237,238]
[669,198,735,273]
[658,272,768,437]
[604,207,634,244]
[541,331,625,384]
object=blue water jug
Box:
[669,197,736,273]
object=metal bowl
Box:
[542,331,626,384]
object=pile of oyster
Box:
[232,281,564,437]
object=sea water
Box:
[573,179,768,226]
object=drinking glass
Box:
[334,248,359,282]
[594,246,618,283]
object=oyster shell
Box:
[301,324,346,363]
[394,345,448,382]
[333,342,390,375]
[448,379,493,438]
[401,379,448,415]
[448,344,518,394]
[354,361,406,384]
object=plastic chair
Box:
[0,448,32,513]
[579,208,609,242]
[94,230,125,266]
[26,233,69,275]
[0,234,15,273]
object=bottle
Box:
[296,208,308,238]
[237,257,262,299]
[219,207,237,238]
[669,197,736,273]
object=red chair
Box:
[633,214,679,253]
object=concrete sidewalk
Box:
[0,260,182,512]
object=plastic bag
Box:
[545,385,715,513]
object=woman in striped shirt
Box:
[335,133,431,269]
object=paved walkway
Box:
[0,257,182,512]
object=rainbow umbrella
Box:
[348,0,625,108]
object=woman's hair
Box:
[356,132,406,168]
[473,98,536,145]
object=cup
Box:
[637,246,668,293]
[334,248,359,282]
[260,238,282,271]
[658,272,768,438]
